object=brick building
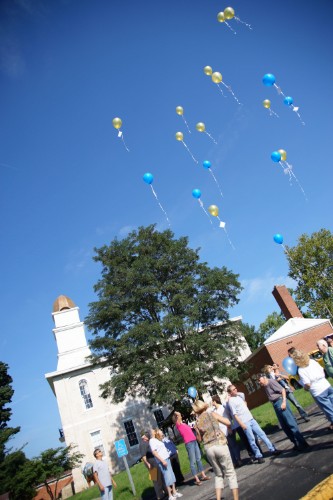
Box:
[238,285,333,409]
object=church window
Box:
[123,419,139,447]
[90,430,105,455]
[79,379,93,409]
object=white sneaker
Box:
[174,493,183,498]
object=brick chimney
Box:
[272,285,303,320]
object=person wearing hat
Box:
[193,400,239,500]
[140,430,165,500]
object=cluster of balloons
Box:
[216,6,252,34]
[112,117,130,152]
[143,173,170,226]
[270,149,307,200]
[204,66,242,104]
[262,74,304,125]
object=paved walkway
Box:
[166,404,333,500]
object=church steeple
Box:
[52,295,91,371]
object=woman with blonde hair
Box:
[192,400,239,500]
[149,429,182,500]
[291,349,333,431]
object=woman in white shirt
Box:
[149,430,183,500]
[291,349,333,430]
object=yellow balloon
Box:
[208,205,219,217]
[196,122,205,132]
[112,117,122,129]
[224,7,235,20]
[175,131,183,141]
[204,66,213,76]
[217,12,225,22]
[212,72,222,84]
[176,106,184,116]
[278,149,287,161]
[263,99,271,109]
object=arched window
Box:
[79,379,93,409]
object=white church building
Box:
[45,295,251,493]
[45,295,169,493]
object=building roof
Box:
[264,317,330,345]
[53,295,76,313]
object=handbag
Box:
[148,467,158,481]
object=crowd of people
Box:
[91,335,333,500]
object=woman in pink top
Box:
[172,411,210,486]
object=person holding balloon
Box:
[258,373,309,452]
[290,349,333,431]
[172,409,210,486]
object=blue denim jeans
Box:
[272,398,307,447]
[287,391,308,419]
[185,440,204,477]
[315,386,333,424]
[100,485,113,500]
[243,419,275,458]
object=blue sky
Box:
[1,0,332,458]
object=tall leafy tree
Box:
[258,311,285,339]
[87,225,244,404]
[4,446,83,500]
[285,229,333,318]
[240,322,266,351]
[0,362,20,461]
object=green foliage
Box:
[240,322,264,351]
[258,311,285,338]
[286,228,333,318]
[87,225,243,405]
[0,362,20,461]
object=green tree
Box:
[258,311,285,339]
[87,225,244,404]
[240,322,266,351]
[6,446,83,500]
[0,362,20,461]
[285,229,333,318]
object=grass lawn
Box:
[72,384,331,500]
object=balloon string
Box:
[117,130,130,152]
[224,21,236,34]
[235,16,253,30]
[217,217,235,249]
[182,115,191,134]
[182,141,198,163]
[216,84,227,98]
[204,130,217,144]
[209,169,224,198]
[268,108,279,118]
[198,199,213,225]
[221,81,242,105]
[273,83,286,98]
[291,105,305,126]
[281,161,308,201]
[150,185,171,226]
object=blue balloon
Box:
[271,151,281,163]
[273,233,284,245]
[188,386,197,398]
[282,356,297,375]
[143,172,153,185]
[262,73,276,86]
[203,160,211,169]
[284,96,294,106]
[192,189,201,199]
